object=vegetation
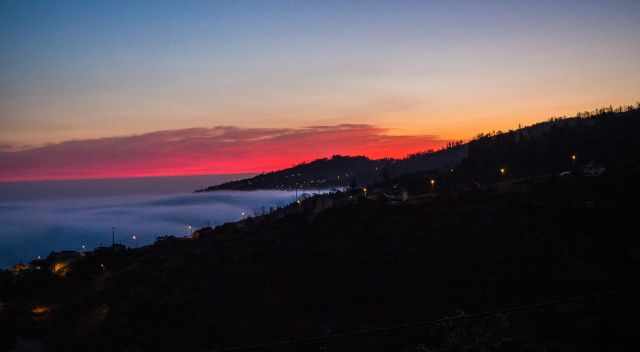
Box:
[2,104,640,351]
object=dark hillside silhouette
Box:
[198,155,388,191]
[458,104,640,183]
[202,103,640,196]
[199,145,467,192]
[2,104,640,351]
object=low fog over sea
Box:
[0,174,316,268]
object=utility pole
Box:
[112,227,115,248]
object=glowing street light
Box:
[499,168,506,176]
[429,179,436,192]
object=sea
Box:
[0,174,322,268]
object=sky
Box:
[1,0,639,181]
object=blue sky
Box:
[1,0,639,179]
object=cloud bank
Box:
[0,124,447,181]
[0,190,307,267]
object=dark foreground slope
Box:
[2,105,640,351]
[3,173,639,351]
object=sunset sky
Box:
[1,0,639,181]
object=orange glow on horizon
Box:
[0,124,449,182]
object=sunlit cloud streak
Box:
[0,124,448,181]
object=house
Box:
[583,162,606,177]
[9,263,31,274]
[47,250,83,276]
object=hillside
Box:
[2,104,640,351]
[200,104,640,193]
[197,155,387,191]
[198,145,467,192]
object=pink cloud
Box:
[0,125,448,182]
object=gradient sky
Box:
[1,0,639,180]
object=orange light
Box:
[52,262,67,274]
[32,306,50,315]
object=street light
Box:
[499,168,506,176]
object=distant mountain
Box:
[197,155,386,191]
[200,103,640,193]
[197,146,467,192]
